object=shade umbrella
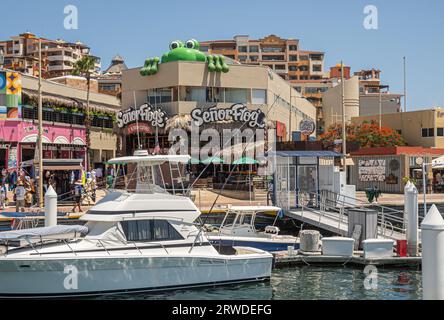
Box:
[201,156,225,164]
[232,157,258,165]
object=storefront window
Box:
[225,88,248,103]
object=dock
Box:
[272,251,422,268]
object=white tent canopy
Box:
[433,155,444,169]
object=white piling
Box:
[406,183,419,256]
[44,185,58,227]
[421,204,444,300]
[403,181,412,231]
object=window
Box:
[206,87,224,102]
[262,55,285,61]
[289,76,298,80]
[238,55,247,62]
[310,54,323,61]
[289,55,298,62]
[438,128,444,136]
[225,88,248,103]
[121,220,183,242]
[299,65,308,72]
[186,87,206,102]
[249,45,259,53]
[289,65,297,71]
[250,55,259,62]
[275,65,286,70]
[252,89,267,104]
[312,65,322,72]
[289,45,298,51]
[238,46,248,53]
[422,128,434,137]
[300,55,309,61]
[147,88,172,104]
[261,47,284,53]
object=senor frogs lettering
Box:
[117,104,167,128]
[191,104,265,128]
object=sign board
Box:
[299,119,316,136]
[358,159,386,182]
[116,104,167,129]
[191,103,265,128]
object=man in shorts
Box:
[72,180,83,213]
[15,180,26,212]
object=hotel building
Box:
[0,32,101,78]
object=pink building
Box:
[0,120,86,170]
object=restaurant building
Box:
[120,59,317,157]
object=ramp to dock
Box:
[286,207,407,241]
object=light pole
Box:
[421,161,433,216]
[341,61,346,172]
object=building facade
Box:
[200,35,325,82]
[120,60,317,157]
[0,32,101,79]
[97,55,128,98]
[352,108,444,148]
[0,70,120,173]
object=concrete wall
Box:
[359,94,401,117]
[322,76,360,129]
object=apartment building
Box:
[200,35,325,82]
[0,32,101,79]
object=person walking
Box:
[14,180,26,213]
[0,182,7,210]
[71,180,84,213]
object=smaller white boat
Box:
[206,206,299,252]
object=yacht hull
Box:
[208,236,299,252]
[0,254,271,298]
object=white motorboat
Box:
[0,153,272,298]
[206,206,299,252]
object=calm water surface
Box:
[98,267,422,300]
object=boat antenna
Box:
[133,91,142,150]
[189,92,283,253]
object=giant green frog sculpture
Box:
[140,39,229,76]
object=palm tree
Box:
[72,55,97,169]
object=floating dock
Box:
[272,251,422,268]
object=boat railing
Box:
[0,236,182,257]
[294,190,409,239]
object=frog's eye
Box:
[186,39,199,50]
[169,40,182,50]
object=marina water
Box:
[98,267,422,300]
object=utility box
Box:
[322,237,355,257]
[347,208,378,249]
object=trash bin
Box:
[397,239,407,257]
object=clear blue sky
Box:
[1,0,443,109]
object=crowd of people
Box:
[0,166,104,213]
[0,168,36,212]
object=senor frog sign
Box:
[116,104,167,128]
[191,104,266,128]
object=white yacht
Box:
[206,206,299,252]
[0,153,272,298]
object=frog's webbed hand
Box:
[207,55,229,73]
[140,57,160,76]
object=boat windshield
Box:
[108,157,190,196]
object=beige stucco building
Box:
[120,60,317,155]
[352,109,444,148]
[322,76,360,129]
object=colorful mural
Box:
[0,71,22,119]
